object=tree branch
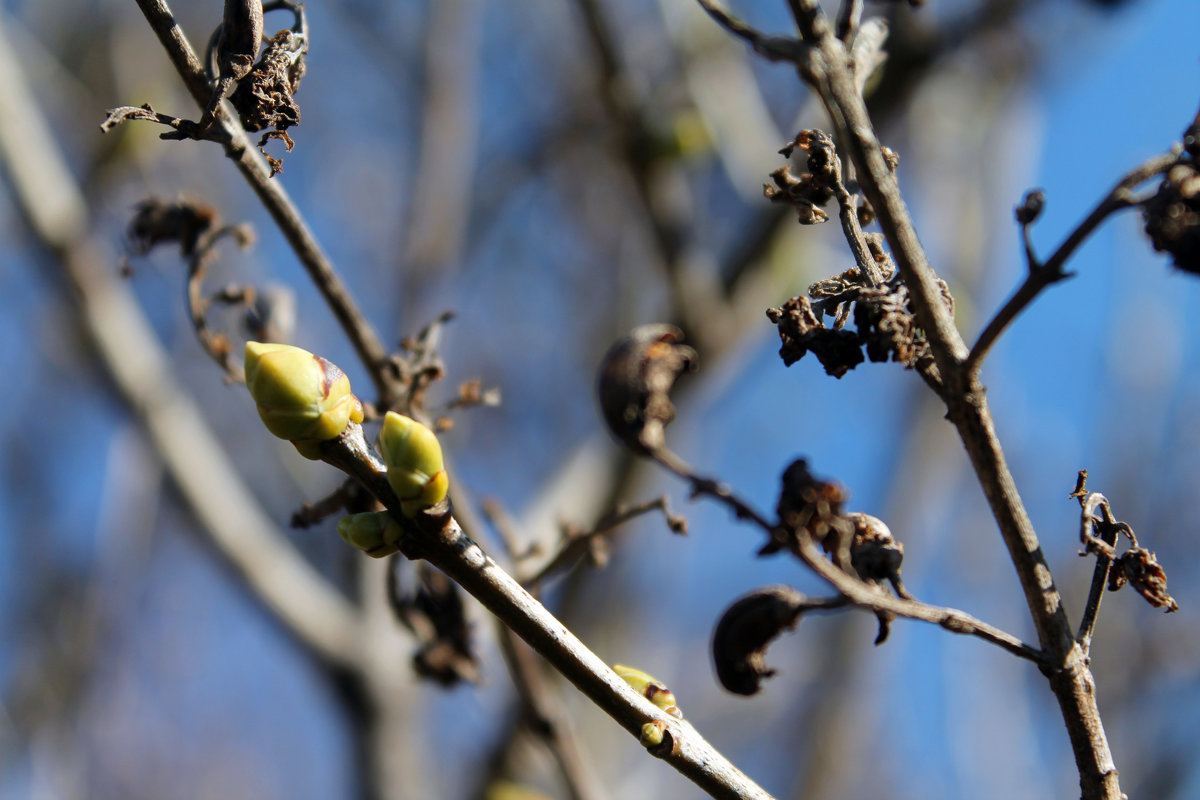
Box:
[707,2,1125,796]
[321,430,776,800]
[125,0,400,407]
[964,151,1179,381]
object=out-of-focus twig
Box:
[0,19,363,671]
[964,151,1180,381]
[402,0,481,278]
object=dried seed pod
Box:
[379,412,450,517]
[1143,161,1200,274]
[337,511,404,558]
[613,664,682,718]
[846,512,905,585]
[712,586,805,696]
[597,324,697,454]
[244,341,364,459]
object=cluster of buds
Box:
[244,341,450,553]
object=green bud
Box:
[614,663,682,718]
[336,511,404,557]
[639,720,667,748]
[244,341,364,458]
[378,412,449,516]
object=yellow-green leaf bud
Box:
[639,720,667,748]
[337,511,405,558]
[614,664,682,718]
[378,412,449,516]
[244,341,364,458]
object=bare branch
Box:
[523,495,687,590]
[650,447,1044,663]
[964,151,1180,381]
[694,0,814,64]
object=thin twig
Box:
[522,495,686,589]
[964,151,1180,381]
[125,0,400,407]
[651,447,1044,663]
[493,622,607,800]
[834,0,862,41]
[694,0,814,65]
[185,224,254,382]
[1075,491,1120,653]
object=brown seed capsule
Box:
[712,586,805,696]
[596,324,696,455]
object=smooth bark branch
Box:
[323,435,775,800]
[130,0,399,406]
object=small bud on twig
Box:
[614,664,683,718]
[244,341,364,459]
[379,412,450,517]
[337,510,405,558]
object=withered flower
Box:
[766,296,865,377]
[1109,547,1179,612]
[1143,160,1200,274]
[126,198,218,257]
[772,459,849,553]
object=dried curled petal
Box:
[379,412,450,516]
[766,295,865,377]
[337,511,404,558]
[614,664,682,718]
[597,324,696,454]
[712,586,805,696]
[1109,547,1179,612]
[1143,161,1200,274]
[392,565,480,686]
[244,341,364,458]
